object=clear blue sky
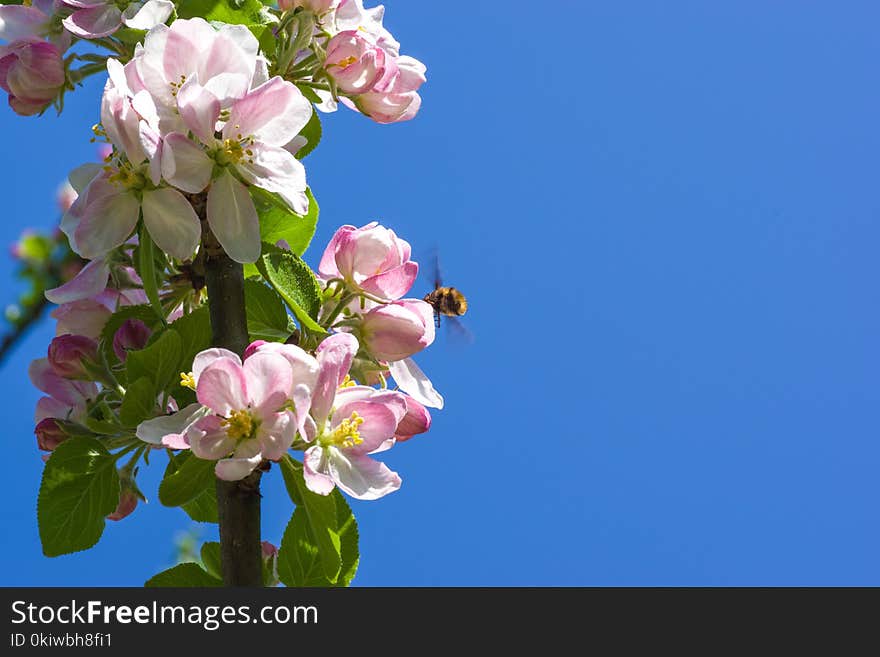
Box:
[1,1,879,586]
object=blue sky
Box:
[2,1,879,586]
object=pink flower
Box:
[318,222,418,301]
[161,75,312,263]
[35,418,67,451]
[0,38,65,116]
[50,299,112,339]
[0,0,70,50]
[359,299,435,361]
[351,55,425,124]
[112,319,152,361]
[30,357,97,428]
[324,30,387,96]
[301,333,407,500]
[47,334,99,379]
[394,395,431,442]
[186,350,299,481]
[45,257,109,305]
[332,0,399,57]
[62,0,172,40]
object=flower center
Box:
[169,74,187,98]
[323,411,364,449]
[223,409,257,441]
[333,55,359,69]
[180,372,196,391]
[106,161,147,191]
[213,131,256,166]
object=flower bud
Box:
[244,340,269,360]
[112,318,152,362]
[0,38,65,116]
[395,395,431,442]
[325,30,386,95]
[107,487,138,522]
[262,541,280,586]
[360,299,435,362]
[47,334,99,379]
[34,418,67,452]
[353,56,426,124]
[318,222,418,300]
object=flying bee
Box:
[423,252,470,338]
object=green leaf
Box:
[118,376,157,428]
[38,438,120,557]
[244,279,292,342]
[182,488,220,523]
[99,305,163,367]
[279,456,341,581]
[278,491,359,587]
[257,250,324,333]
[126,329,183,395]
[168,306,212,372]
[177,0,268,25]
[254,187,319,256]
[113,27,146,45]
[136,223,165,322]
[159,451,217,508]
[295,108,322,159]
[200,542,223,579]
[145,563,222,587]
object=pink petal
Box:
[327,449,401,500]
[62,5,121,39]
[226,76,312,147]
[175,78,220,143]
[242,351,293,411]
[215,438,263,480]
[73,188,140,260]
[332,396,401,455]
[45,258,109,304]
[361,261,419,300]
[35,396,72,423]
[257,411,295,461]
[207,169,260,264]
[135,403,206,447]
[311,333,359,423]
[388,357,444,410]
[141,187,201,260]
[161,132,213,193]
[188,415,235,460]
[192,348,241,381]
[303,445,336,496]
[395,395,431,442]
[236,143,307,213]
[317,224,355,279]
[0,6,50,41]
[196,357,248,415]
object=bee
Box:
[423,253,469,331]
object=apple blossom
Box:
[50,299,112,339]
[0,38,65,116]
[319,222,418,301]
[47,334,99,379]
[358,299,435,361]
[351,55,425,124]
[62,0,173,40]
[395,395,431,442]
[187,351,299,481]
[0,0,70,50]
[324,30,388,96]
[34,417,67,451]
[30,357,97,442]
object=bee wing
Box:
[444,316,474,346]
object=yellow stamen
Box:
[180,372,196,391]
[222,409,255,441]
[335,56,358,68]
[326,411,364,449]
[339,375,357,389]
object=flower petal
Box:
[62,5,121,39]
[236,144,308,214]
[215,439,263,480]
[45,258,109,304]
[388,357,444,409]
[242,351,292,411]
[188,414,235,459]
[0,6,49,42]
[226,76,312,147]
[303,445,335,496]
[73,188,140,259]
[311,333,359,423]
[141,187,201,260]
[161,132,214,193]
[196,357,248,415]
[136,403,207,447]
[121,0,172,31]
[257,411,295,461]
[175,78,220,143]
[192,348,241,381]
[207,169,260,264]
[332,395,402,454]
[327,449,401,500]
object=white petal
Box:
[161,132,213,193]
[141,187,201,260]
[136,403,207,446]
[206,170,260,264]
[388,358,444,409]
[121,0,172,31]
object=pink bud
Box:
[47,334,99,379]
[34,418,67,452]
[261,541,278,558]
[318,222,418,300]
[107,488,138,522]
[353,56,426,124]
[360,299,435,362]
[112,319,152,362]
[395,395,431,442]
[244,340,269,360]
[325,30,387,95]
[0,38,65,116]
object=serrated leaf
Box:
[168,306,212,374]
[257,251,324,333]
[254,187,319,256]
[99,305,163,367]
[38,438,120,557]
[335,492,359,587]
[279,456,341,581]
[201,542,223,579]
[145,563,222,587]
[119,376,157,428]
[296,84,322,105]
[126,329,183,394]
[278,507,331,586]
[159,451,216,508]
[295,108,322,159]
[182,488,219,523]
[244,279,292,342]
